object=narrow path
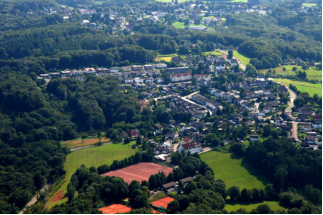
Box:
[19,184,49,214]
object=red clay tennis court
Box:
[98,204,131,214]
[151,197,174,209]
[101,162,173,183]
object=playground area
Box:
[99,204,131,214]
[101,162,173,183]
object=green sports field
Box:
[46,143,135,208]
[274,79,322,97]
[225,200,287,212]
[172,22,211,29]
[233,51,251,66]
[200,151,270,190]
[302,3,317,7]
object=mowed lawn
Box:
[172,22,211,29]
[274,79,322,97]
[260,66,322,81]
[155,53,177,62]
[203,50,224,56]
[200,151,269,190]
[302,3,317,7]
[46,143,135,208]
[225,200,287,212]
[233,51,250,66]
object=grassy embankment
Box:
[233,50,251,66]
[46,143,135,208]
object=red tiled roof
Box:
[181,141,201,150]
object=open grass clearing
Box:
[233,51,251,66]
[259,66,322,81]
[155,53,177,62]
[274,78,322,97]
[203,50,224,56]
[200,151,269,190]
[157,0,189,2]
[225,200,287,212]
[61,137,110,148]
[172,22,211,30]
[46,142,135,209]
[302,3,317,7]
[274,79,322,97]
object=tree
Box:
[142,140,148,151]
[192,76,197,85]
[67,184,75,202]
[240,188,253,201]
[97,129,101,138]
[228,50,233,59]
[256,204,271,214]
[168,200,180,213]
[136,136,141,146]
[227,186,240,200]
[148,175,157,189]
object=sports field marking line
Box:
[109,170,148,180]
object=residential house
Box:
[302,124,312,131]
[133,77,144,83]
[194,74,211,81]
[312,115,322,128]
[215,61,225,71]
[178,141,203,154]
[110,67,119,73]
[154,146,169,154]
[250,134,259,141]
[305,136,317,144]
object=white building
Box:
[194,74,211,81]
[110,67,119,73]
[170,72,192,82]
[250,134,259,141]
[124,78,133,84]
[133,77,144,83]
[178,141,202,154]
[155,63,167,69]
[156,78,164,84]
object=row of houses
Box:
[190,94,223,112]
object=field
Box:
[101,163,173,183]
[156,0,189,2]
[225,200,287,212]
[302,3,317,7]
[46,143,135,208]
[200,151,269,190]
[203,50,224,56]
[155,53,177,62]
[274,79,322,97]
[259,66,322,81]
[61,137,110,148]
[233,51,251,66]
[172,22,210,29]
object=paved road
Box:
[292,121,311,143]
[215,49,246,70]
[181,95,212,116]
[19,184,49,214]
[70,142,112,152]
[286,87,297,112]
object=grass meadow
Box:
[274,79,322,97]
[260,66,322,81]
[225,200,287,212]
[302,3,317,7]
[155,53,177,62]
[233,51,251,66]
[200,151,270,190]
[46,143,135,209]
[60,137,110,148]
